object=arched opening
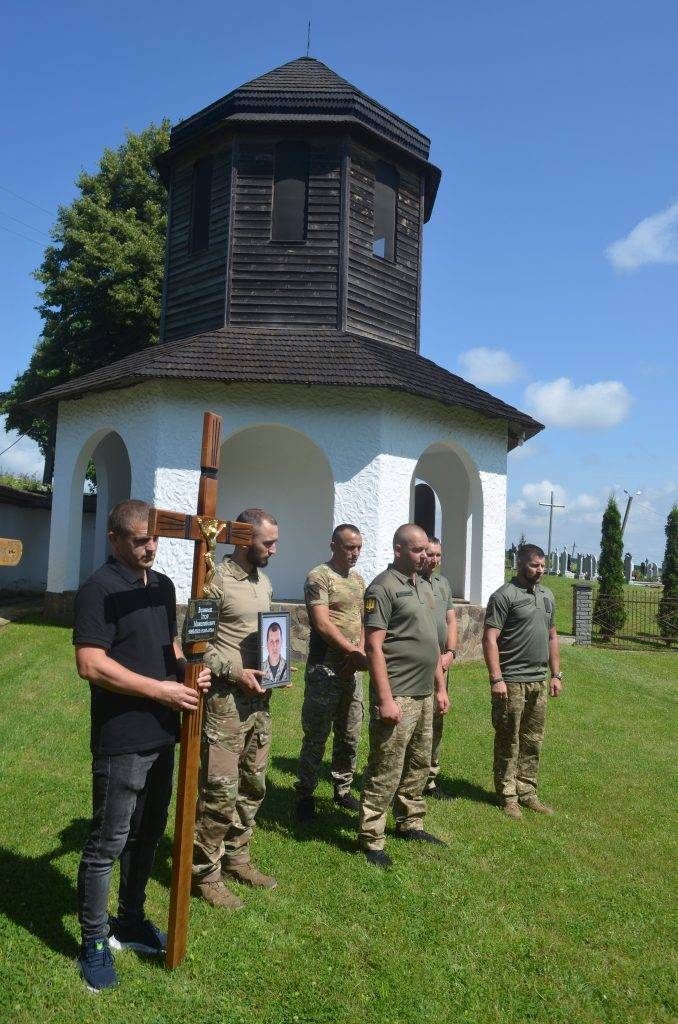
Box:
[410,442,484,603]
[51,430,132,590]
[413,482,438,540]
[218,425,334,600]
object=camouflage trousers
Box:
[492,680,547,803]
[359,693,433,851]
[193,685,271,881]
[425,675,449,792]
[296,666,364,798]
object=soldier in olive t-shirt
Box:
[358,524,449,866]
[483,544,562,818]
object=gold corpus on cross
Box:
[147,413,253,970]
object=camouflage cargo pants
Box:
[425,674,449,793]
[492,680,547,803]
[193,686,271,881]
[358,694,433,851]
[296,666,364,798]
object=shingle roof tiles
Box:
[23,328,543,451]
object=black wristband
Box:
[176,657,187,682]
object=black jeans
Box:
[77,745,174,940]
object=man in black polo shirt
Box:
[73,499,210,992]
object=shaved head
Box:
[393,523,429,550]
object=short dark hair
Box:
[236,508,277,528]
[428,535,441,545]
[108,499,150,536]
[332,523,361,543]
[517,543,545,563]
[266,621,282,639]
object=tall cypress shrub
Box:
[658,505,678,644]
[595,496,626,638]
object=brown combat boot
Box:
[502,800,522,820]
[520,797,555,815]
[222,862,278,890]
[191,878,245,910]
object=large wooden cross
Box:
[147,412,252,969]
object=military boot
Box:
[191,878,245,910]
[334,788,360,812]
[520,797,555,815]
[502,800,522,820]
[223,862,278,890]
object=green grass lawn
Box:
[0,618,676,1024]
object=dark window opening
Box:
[272,141,309,241]
[190,155,213,254]
[372,160,398,261]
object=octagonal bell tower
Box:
[157,57,441,351]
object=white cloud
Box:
[0,416,44,479]
[606,200,678,271]
[524,378,632,429]
[521,480,566,506]
[458,347,523,386]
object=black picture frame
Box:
[258,611,291,688]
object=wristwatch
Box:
[552,671,563,680]
[445,648,457,658]
[489,675,504,685]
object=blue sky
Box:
[1,0,676,562]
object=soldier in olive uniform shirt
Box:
[359,524,450,868]
[295,525,367,822]
[483,543,562,819]
[421,537,458,799]
[192,509,282,909]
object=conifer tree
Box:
[658,505,678,644]
[595,496,626,638]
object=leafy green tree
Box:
[1,121,170,481]
[595,496,626,639]
[658,505,678,644]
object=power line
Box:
[0,223,44,246]
[0,184,54,216]
[0,432,27,459]
[0,211,50,237]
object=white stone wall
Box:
[47,380,508,605]
[0,502,95,592]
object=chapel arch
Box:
[63,430,132,586]
[410,441,484,603]
[217,424,334,600]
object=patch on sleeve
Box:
[365,596,376,612]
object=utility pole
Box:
[621,489,641,536]
[539,491,565,573]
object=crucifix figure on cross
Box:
[148,411,252,969]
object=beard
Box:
[248,545,269,568]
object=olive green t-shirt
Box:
[484,578,556,683]
[204,557,273,683]
[364,565,439,698]
[423,573,455,653]
[304,562,365,674]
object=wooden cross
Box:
[147,412,253,970]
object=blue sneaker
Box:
[77,937,118,992]
[109,916,167,954]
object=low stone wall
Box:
[46,591,487,663]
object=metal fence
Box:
[591,589,678,650]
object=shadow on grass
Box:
[0,819,177,958]
[440,777,497,805]
[0,818,88,957]
[260,756,359,853]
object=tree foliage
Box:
[658,504,678,643]
[595,496,626,638]
[1,122,171,472]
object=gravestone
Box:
[559,549,568,576]
[624,552,633,583]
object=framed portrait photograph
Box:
[258,611,291,688]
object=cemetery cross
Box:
[147,412,253,969]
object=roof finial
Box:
[306,20,311,57]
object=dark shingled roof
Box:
[23,328,543,451]
[164,57,442,220]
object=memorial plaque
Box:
[0,539,22,567]
[183,598,220,643]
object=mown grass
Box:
[0,618,676,1024]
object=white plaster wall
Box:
[47,380,509,604]
[0,505,51,590]
[414,447,471,599]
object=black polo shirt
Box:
[73,557,180,755]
